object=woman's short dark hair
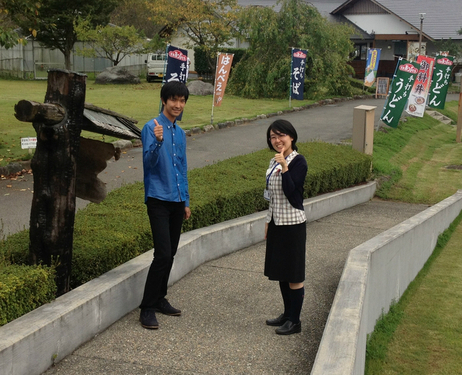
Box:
[266,119,298,152]
[161,81,189,103]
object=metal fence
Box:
[0,40,148,79]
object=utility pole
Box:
[419,13,426,56]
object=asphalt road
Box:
[1,94,458,237]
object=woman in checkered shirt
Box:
[263,119,307,335]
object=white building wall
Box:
[345,14,414,35]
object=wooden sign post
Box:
[14,70,141,296]
[15,70,86,295]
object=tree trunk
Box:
[64,51,72,70]
[29,69,86,296]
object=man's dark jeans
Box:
[140,198,185,309]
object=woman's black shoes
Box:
[266,314,290,326]
[275,320,302,335]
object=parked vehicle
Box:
[145,53,166,82]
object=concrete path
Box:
[2,93,457,374]
[42,199,428,375]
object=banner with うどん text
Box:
[380,59,419,128]
[213,53,234,107]
[291,48,307,100]
[405,55,434,117]
[164,45,188,84]
[364,48,381,87]
[428,55,454,109]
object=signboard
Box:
[375,77,389,98]
[21,137,37,149]
[407,41,426,62]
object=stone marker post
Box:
[352,105,376,155]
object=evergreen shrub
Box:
[0,264,56,325]
[0,141,371,325]
[194,47,246,77]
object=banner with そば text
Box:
[290,48,307,100]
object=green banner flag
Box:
[428,55,454,109]
[380,59,419,128]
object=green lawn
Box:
[4,77,462,373]
[0,79,316,167]
[366,110,462,374]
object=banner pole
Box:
[159,44,170,115]
[211,53,220,125]
[379,57,402,120]
[289,48,293,108]
[363,48,368,93]
[456,84,462,143]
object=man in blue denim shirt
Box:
[139,81,191,330]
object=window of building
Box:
[353,44,368,60]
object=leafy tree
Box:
[434,37,462,59]
[228,0,355,99]
[6,0,118,69]
[147,0,241,72]
[75,20,165,66]
[110,0,160,39]
[0,0,37,48]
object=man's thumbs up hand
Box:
[153,119,163,142]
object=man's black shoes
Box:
[140,309,159,330]
[154,298,182,316]
[266,314,290,326]
[275,320,302,335]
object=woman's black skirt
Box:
[264,219,306,283]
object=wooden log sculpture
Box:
[18,70,86,295]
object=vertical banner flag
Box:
[428,55,454,109]
[291,48,307,100]
[364,48,381,87]
[380,59,419,128]
[162,45,188,120]
[405,55,435,117]
[164,45,188,84]
[213,53,234,107]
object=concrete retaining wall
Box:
[0,182,376,375]
[311,189,462,375]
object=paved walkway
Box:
[2,94,456,373]
[42,199,428,375]
[1,96,386,237]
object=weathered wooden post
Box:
[16,69,86,295]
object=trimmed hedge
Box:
[0,141,371,325]
[0,264,56,325]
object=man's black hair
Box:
[160,81,189,103]
[266,119,299,152]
